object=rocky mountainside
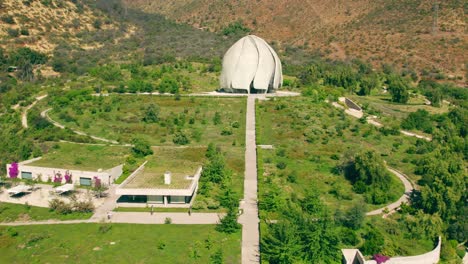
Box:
[124,0,467,82]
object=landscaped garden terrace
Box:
[29,142,130,171]
[47,94,246,147]
[122,146,206,189]
[256,96,437,262]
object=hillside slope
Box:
[0,0,125,54]
[125,0,467,81]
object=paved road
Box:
[366,167,414,216]
[238,95,261,264]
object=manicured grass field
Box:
[0,224,240,264]
[113,207,226,213]
[0,202,92,222]
[30,143,130,171]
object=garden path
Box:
[41,108,120,144]
[330,98,432,141]
[366,167,414,217]
[21,94,48,128]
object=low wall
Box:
[342,237,441,264]
[345,98,362,111]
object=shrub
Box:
[276,161,287,170]
[49,198,73,215]
[98,224,112,234]
[131,137,153,157]
[221,127,232,136]
[20,28,29,36]
[1,15,15,24]
[173,132,190,145]
[73,199,94,213]
[7,28,19,37]
[164,217,172,224]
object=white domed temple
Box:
[220,35,283,94]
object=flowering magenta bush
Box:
[64,171,72,183]
[8,162,19,178]
[53,172,63,183]
[93,176,101,188]
[373,254,390,264]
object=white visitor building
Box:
[115,161,202,207]
[6,157,123,187]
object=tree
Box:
[216,206,240,234]
[142,104,159,123]
[343,203,366,230]
[343,151,394,204]
[360,229,385,255]
[401,109,433,133]
[261,221,303,264]
[131,137,153,157]
[388,76,409,103]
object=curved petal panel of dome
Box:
[251,36,275,91]
[220,35,283,94]
[231,37,259,90]
[220,38,245,90]
[257,36,282,90]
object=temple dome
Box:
[220,35,282,94]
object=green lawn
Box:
[0,224,240,264]
[29,143,130,171]
[0,202,92,222]
[113,207,226,213]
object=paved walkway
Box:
[238,95,261,264]
[366,167,414,216]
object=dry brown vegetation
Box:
[0,0,120,53]
[125,0,467,82]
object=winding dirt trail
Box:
[21,94,48,128]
